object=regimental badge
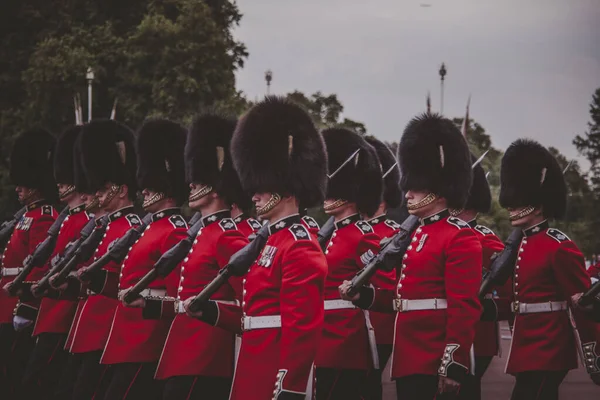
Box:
[447,217,469,229]
[126,214,141,226]
[416,233,428,252]
[16,216,33,231]
[248,218,262,230]
[547,228,569,243]
[169,215,187,229]
[219,218,236,231]
[207,215,218,222]
[355,221,374,234]
[385,220,401,230]
[302,216,319,229]
[257,245,277,267]
[289,224,310,240]
[42,205,53,215]
[474,225,494,236]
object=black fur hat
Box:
[323,128,383,216]
[499,139,566,219]
[464,153,491,213]
[186,113,250,209]
[398,113,472,209]
[365,136,402,208]
[137,119,188,205]
[231,96,327,209]
[78,119,137,195]
[10,128,57,199]
[54,125,81,185]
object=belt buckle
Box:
[394,298,404,312]
[512,301,520,314]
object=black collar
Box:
[26,199,48,212]
[233,214,246,224]
[269,214,301,235]
[335,213,361,230]
[152,208,180,222]
[201,210,231,226]
[69,204,86,215]
[367,214,386,225]
[108,206,135,222]
[523,220,549,237]
[467,219,478,228]
[421,209,450,226]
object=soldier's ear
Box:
[118,185,129,199]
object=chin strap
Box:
[85,196,100,212]
[21,189,39,204]
[189,185,213,202]
[256,193,282,216]
[323,199,348,212]
[143,192,166,209]
[407,193,438,211]
[101,184,121,208]
[59,185,76,200]
[509,206,536,221]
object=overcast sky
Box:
[234,0,600,169]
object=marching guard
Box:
[315,127,382,399]
[341,113,482,400]
[186,96,329,400]
[0,129,58,399]
[497,139,600,399]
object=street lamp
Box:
[86,67,95,122]
[265,70,273,95]
[439,63,447,114]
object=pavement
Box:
[381,322,600,399]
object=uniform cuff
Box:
[197,301,219,325]
[438,344,469,383]
[273,369,306,399]
[353,286,375,310]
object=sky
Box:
[233,0,600,170]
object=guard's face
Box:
[252,192,277,220]
[57,183,75,201]
[323,199,352,217]
[141,188,164,213]
[405,190,440,218]
[507,206,542,228]
[15,186,35,204]
[188,182,212,210]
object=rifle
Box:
[0,206,27,249]
[187,222,270,313]
[317,216,336,252]
[122,213,204,304]
[79,213,153,281]
[7,206,70,295]
[478,228,524,298]
[346,215,420,297]
[578,279,600,307]
[32,216,99,295]
[49,216,109,288]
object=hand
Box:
[437,376,460,394]
[183,298,203,318]
[77,268,90,282]
[49,274,68,291]
[571,292,593,311]
[338,280,360,301]
[2,282,13,295]
[31,284,45,298]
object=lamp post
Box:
[439,63,447,114]
[265,70,273,95]
[86,67,95,122]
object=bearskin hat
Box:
[322,128,383,216]
[398,113,472,209]
[54,125,81,185]
[186,113,250,209]
[78,119,137,195]
[464,153,492,213]
[499,139,566,219]
[231,96,327,209]
[137,119,187,205]
[10,128,57,199]
[365,136,402,208]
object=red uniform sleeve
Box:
[274,239,327,397]
[354,232,380,269]
[439,229,482,381]
[161,227,189,297]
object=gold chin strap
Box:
[323,199,348,212]
[407,193,438,211]
[256,193,282,216]
[101,184,121,208]
[59,185,76,200]
[189,185,213,202]
[509,206,536,221]
[142,192,166,209]
[85,196,100,212]
[449,208,463,217]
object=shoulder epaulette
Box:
[546,228,570,243]
[247,218,262,230]
[289,223,311,240]
[42,205,53,216]
[354,220,374,234]
[474,225,495,236]
[302,215,320,230]
[384,219,401,230]
[446,217,469,229]
[169,215,187,229]
[219,218,237,231]
[126,214,141,226]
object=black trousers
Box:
[510,370,568,400]
[456,355,494,400]
[101,362,162,400]
[72,350,112,400]
[363,344,393,400]
[316,367,367,400]
[395,374,459,400]
[0,322,35,400]
[163,375,232,400]
[20,332,68,398]
[53,352,83,399]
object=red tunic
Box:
[155,210,248,379]
[32,205,90,336]
[366,215,400,346]
[233,214,262,239]
[505,221,600,375]
[587,262,600,280]
[101,209,188,365]
[68,207,141,354]
[213,214,328,399]
[301,215,320,235]
[369,210,482,381]
[316,214,380,370]
[0,201,57,323]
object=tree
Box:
[574,88,600,193]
